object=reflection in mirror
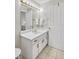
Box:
[20,9,32,31]
[32,9,40,32]
[20,12,26,31]
[32,8,44,29]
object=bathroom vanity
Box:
[20,1,49,59]
[21,29,48,59]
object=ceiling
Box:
[33,0,50,4]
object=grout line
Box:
[55,51,57,59]
[36,46,64,59]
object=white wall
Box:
[15,0,21,48]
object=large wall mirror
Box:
[20,4,45,31]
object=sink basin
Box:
[21,28,49,40]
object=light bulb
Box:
[23,0,26,2]
[40,8,43,12]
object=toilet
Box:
[15,48,21,59]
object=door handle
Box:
[34,40,37,42]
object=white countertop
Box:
[21,29,49,40]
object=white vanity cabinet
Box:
[21,32,48,59]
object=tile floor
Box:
[36,46,64,59]
[22,46,64,59]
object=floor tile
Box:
[36,46,64,59]
[56,49,64,55]
[21,46,64,59]
[42,46,51,54]
[56,54,64,59]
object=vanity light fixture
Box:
[21,0,26,3]
[40,8,43,12]
[21,0,40,10]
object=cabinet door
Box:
[32,43,39,59]
[43,38,47,47]
[39,38,47,53]
[42,38,47,49]
[39,39,43,53]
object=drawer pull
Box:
[34,40,37,42]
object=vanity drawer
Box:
[32,38,39,45]
[32,33,47,45]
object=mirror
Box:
[20,9,32,31]
[32,8,44,31]
[20,3,45,31]
[32,9,40,31]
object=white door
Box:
[49,2,64,50]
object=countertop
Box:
[21,29,49,40]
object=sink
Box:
[31,29,41,34]
[21,28,48,40]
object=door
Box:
[49,2,64,50]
